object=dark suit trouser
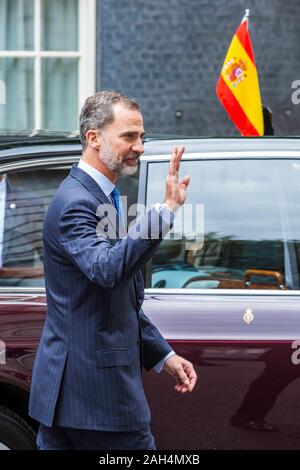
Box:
[37,423,156,450]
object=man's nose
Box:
[132,139,144,154]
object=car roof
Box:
[142,136,300,157]
[0,131,81,164]
[0,132,300,165]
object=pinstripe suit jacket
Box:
[29,164,172,431]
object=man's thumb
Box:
[180,175,190,189]
[177,366,189,385]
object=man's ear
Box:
[85,129,101,150]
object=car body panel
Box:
[0,135,299,448]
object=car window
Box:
[0,161,140,288]
[0,167,69,287]
[145,158,300,290]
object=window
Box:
[145,159,300,290]
[0,160,139,288]
[0,166,69,287]
[0,0,96,131]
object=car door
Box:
[141,151,300,450]
[0,148,141,397]
[0,152,79,393]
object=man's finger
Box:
[168,146,178,176]
[176,365,190,386]
[174,377,196,393]
[175,383,189,393]
[175,146,185,173]
[178,145,185,159]
[186,374,197,392]
[168,145,185,178]
[189,379,197,392]
[185,366,197,392]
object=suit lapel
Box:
[70,164,123,238]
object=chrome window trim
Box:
[0,287,299,296]
[0,152,298,296]
[0,155,79,174]
[145,288,300,296]
[0,287,45,294]
[1,151,299,172]
[0,156,78,292]
[143,152,300,296]
[141,151,300,162]
[0,144,81,158]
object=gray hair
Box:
[79,90,140,150]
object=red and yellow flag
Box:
[216,11,264,136]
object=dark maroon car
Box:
[0,133,299,449]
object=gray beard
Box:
[100,144,138,177]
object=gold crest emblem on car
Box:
[243,308,254,324]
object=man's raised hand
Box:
[164,146,190,212]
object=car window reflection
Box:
[0,168,69,287]
[146,159,300,290]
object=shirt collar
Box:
[78,159,115,197]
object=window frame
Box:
[0,152,81,293]
[1,149,300,295]
[0,0,96,130]
[141,151,300,294]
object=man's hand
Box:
[164,146,190,212]
[163,354,197,393]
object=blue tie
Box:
[110,187,123,219]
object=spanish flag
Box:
[216,10,264,136]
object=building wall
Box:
[97,0,300,136]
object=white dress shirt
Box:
[77,159,175,372]
[78,159,115,198]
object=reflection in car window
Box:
[0,162,140,288]
[0,167,69,287]
[145,159,300,290]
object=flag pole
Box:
[243,9,250,26]
[216,7,264,136]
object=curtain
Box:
[41,0,79,130]
[0,0,34,51]
[0,58,34,129]
[42,58,78,131]
[0,0,34,129]
[42,0,78,51]
[0,0,79,131]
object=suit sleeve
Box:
[138,308,173,371]
[58,199,173,290]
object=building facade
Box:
[98,0,300,136]
[0,0,95,132]
[1,0,300,136]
